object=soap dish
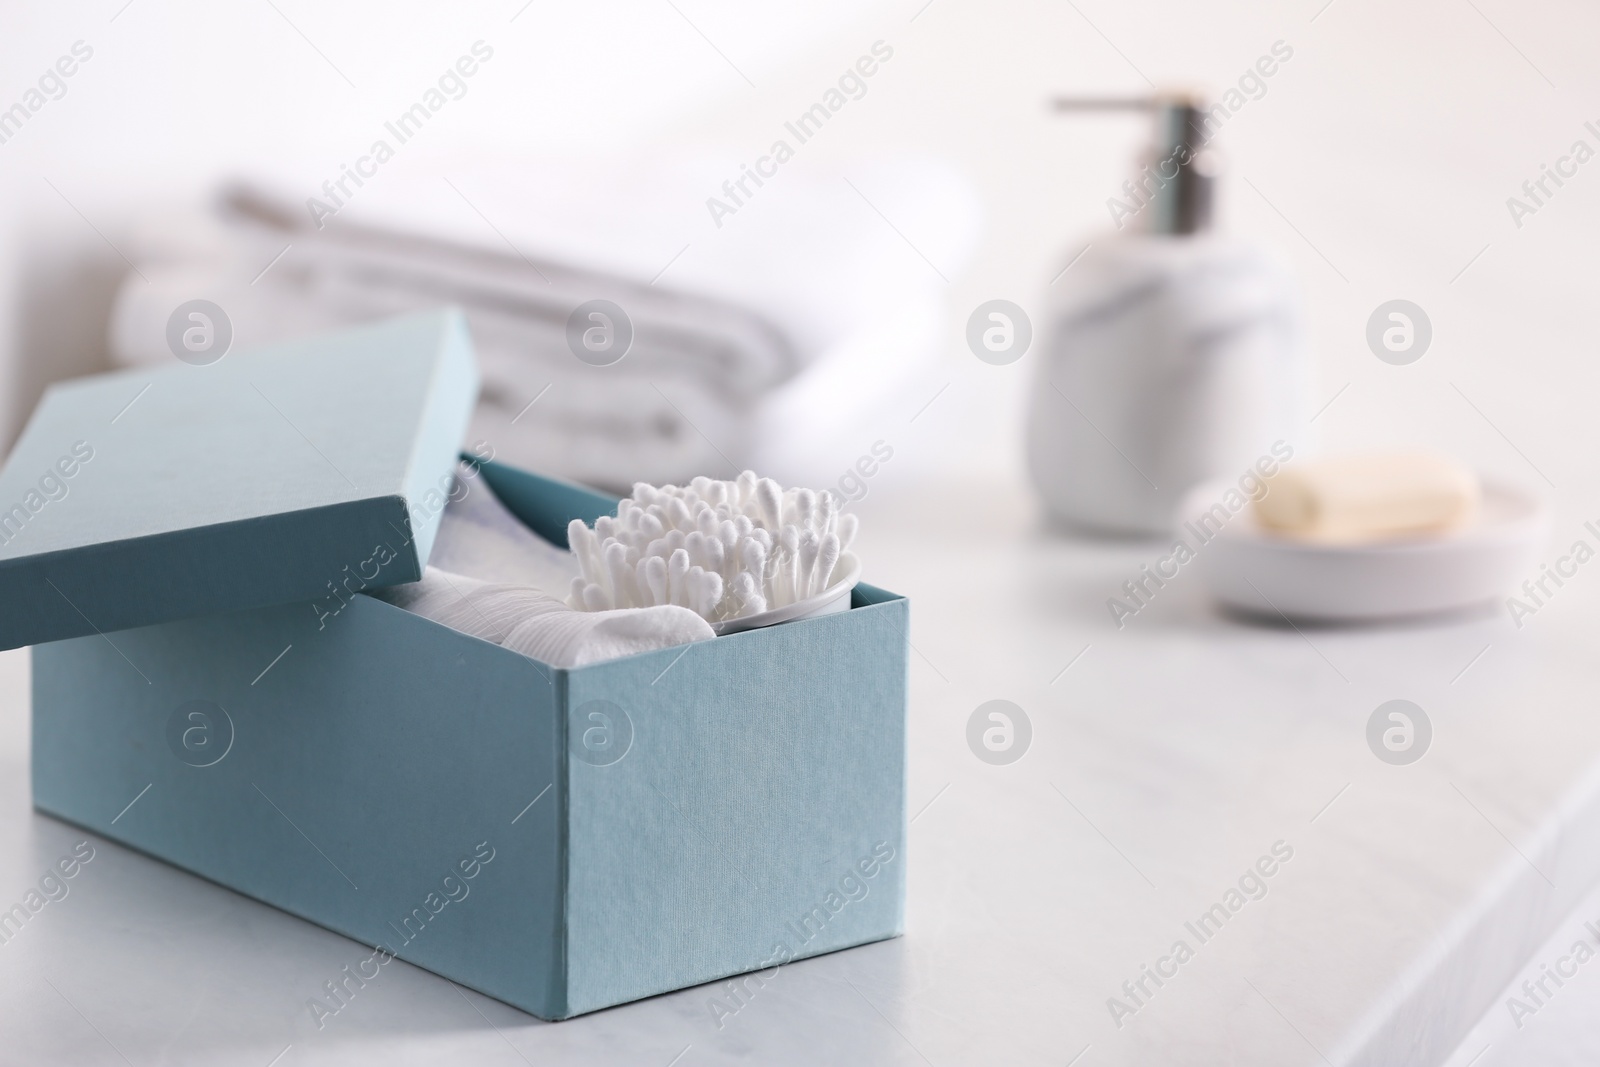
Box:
[1187,478,1548,623]
[711,554,862,635]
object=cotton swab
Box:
[728,571,766,616]
[642,555,667,605]
[798,531,819,598]
[837,513,859,552]
[667,548,691,606]
[565,471,858,626]
[755,478,782,532]
[814,533,841,600]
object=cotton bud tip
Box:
[564,472,861,623]
[837,513,859,551]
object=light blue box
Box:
[0,310,477,651]
[21,315,910,1019]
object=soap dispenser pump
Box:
[1026,92,1307,537]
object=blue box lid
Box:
[0,309,479,651]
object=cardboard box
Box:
[0,310,477,651]
[19,313,909,1018]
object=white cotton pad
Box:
[1255,453,1480,544]
[377,567,713,669]
[503,599,715,668]
[377,464,712,667]
[428,462,581,594]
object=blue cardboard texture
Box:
[396,314,484,568]
[468,458,909,1014]
[31,458,908,1020]
[477,459,615,545]
[0,309,478,651]
[32,593,567,1018]
[562,611,908,1016]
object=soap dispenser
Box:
[1026,92,1307,537]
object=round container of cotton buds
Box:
[566,471,862,635]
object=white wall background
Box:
[1,0,1597,500]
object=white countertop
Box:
[2,473,1597,1066]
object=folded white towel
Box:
[376,462,713,667]
[105,157,981,490]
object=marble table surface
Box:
[1,473,1597,1066]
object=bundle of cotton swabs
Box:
[566,472,858,624]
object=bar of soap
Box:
[1255,453,1480,544]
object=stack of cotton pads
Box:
[379,463,714,668]
[426,462,585,592]
[381,569,714,668]
[566,472,859,625]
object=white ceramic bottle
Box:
[1026,95,1307,536]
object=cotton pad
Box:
[377,462,712,667]
[1255,453,1480,544]
[429,461,580,593]
[379,567,713,668]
